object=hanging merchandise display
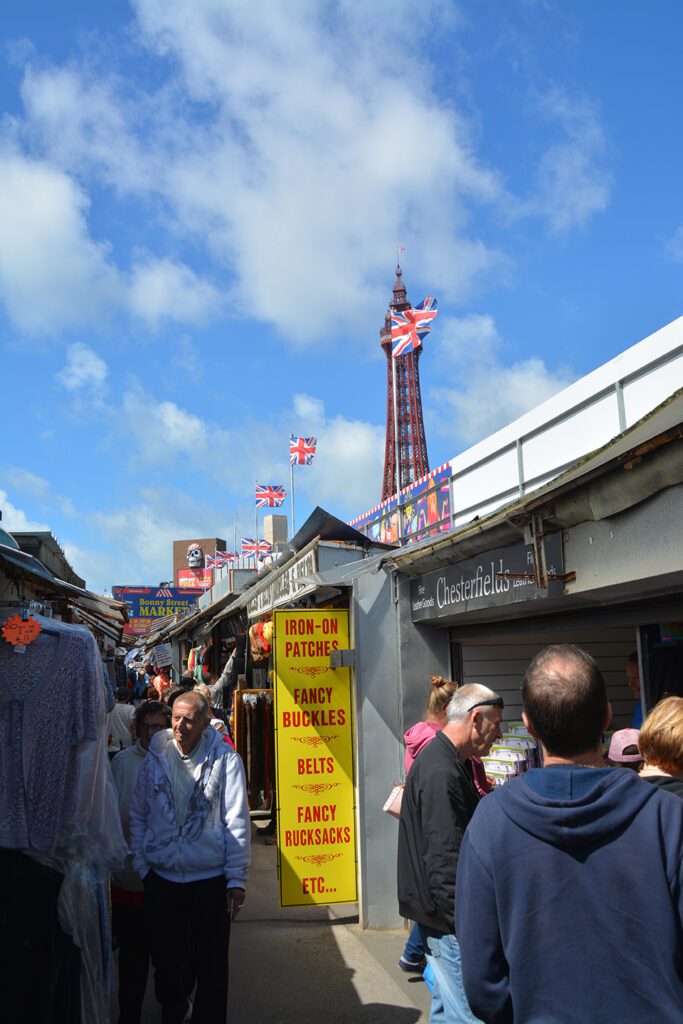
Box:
[249,619,272,664]
[187,640,214,684]
[233,690,275,809]
[0,610,127,1024]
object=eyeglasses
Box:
[467,697,504,714]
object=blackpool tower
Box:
[380,264,430,501]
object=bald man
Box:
[130,691,250,1024]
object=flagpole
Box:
[233,513,237,563]
[255,484,259,570]
[290,459,296,539]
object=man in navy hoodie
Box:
[455,644,683,1024]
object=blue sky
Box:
[2,1,683,593]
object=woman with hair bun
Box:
[404,675,458,772]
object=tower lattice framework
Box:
[380,265,429,502]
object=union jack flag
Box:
[241,537,272,557]
[255,483,287,508]
[205,554,217,570]
[391,295,438,357]
[290,435,317,465]
[215,550,238,567]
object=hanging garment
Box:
[0,618,100,855]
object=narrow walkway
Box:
[110,823,430,1022]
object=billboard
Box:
[112,585,204,636]
[172,537,225,589]
[273,609,357,908]
[177,568,213,590]
[349,463,452,545]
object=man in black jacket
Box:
[398,683,503,1024]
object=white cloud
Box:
[523,89,612,233]
[120,385,209,466]
[128,256,223,326]
[292,394,325,425]
[4,467,76,516]
[14,1,504,343]
[0,148,120,333]
[56,342,109,394]
[86,492,236,591]
[170,335,204,385]
[0,144,220,335]
[20,62,152,193]
[306,415,386,512]
[0,489,50,532]
[6,5,614,344]
[429,313,575,446]
[284,395,385,513]
[665,225,683,263]
[109,383,383,520]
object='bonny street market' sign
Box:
[273,609,357,907]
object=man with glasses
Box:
[398,684,504,1024]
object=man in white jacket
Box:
[130,690,250,1024]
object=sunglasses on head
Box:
[467,697,504,714]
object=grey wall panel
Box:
[460,627,638,729]
[352,568,450,928]
[352,569,402,929]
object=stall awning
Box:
[0,542,129,637]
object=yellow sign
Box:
[273,609,357,907]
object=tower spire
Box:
[380,266,430,503]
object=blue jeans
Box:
[417,926,483,1024]
[403,921,426,962]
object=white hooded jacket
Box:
[129,726,250,889]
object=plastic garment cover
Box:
[62,644,128,870]
[58,858,112,1024]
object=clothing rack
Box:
[0,604,60,637]
[233,690,274,810]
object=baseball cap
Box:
[608,728,642,763]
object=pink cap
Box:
[608,728,642,763]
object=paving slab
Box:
[110,824,431,1022]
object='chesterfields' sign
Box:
[410,534,564,622]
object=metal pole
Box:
[233,512,237,558]
[290,460,296,539]
[254,486,259,569]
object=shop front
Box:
[350,390,683,928]
[192,512,389,912]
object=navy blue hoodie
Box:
[455,767,683,1024]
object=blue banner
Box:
[112,585,203,636]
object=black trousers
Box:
[112,902,150,1024]
[0,850,81,1024]
[143,871,230,1024]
